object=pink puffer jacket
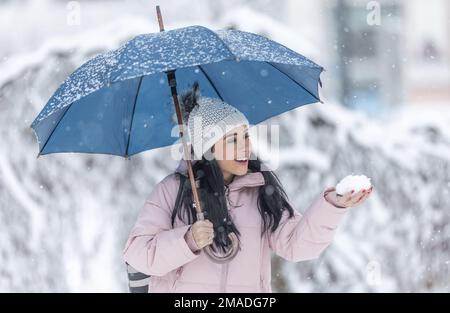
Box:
[122,160,348,292]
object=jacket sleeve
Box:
[122,174,201,276]
[268,187,349,262]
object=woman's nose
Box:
[236,141,249,158]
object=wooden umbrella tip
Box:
[156,5,165,32]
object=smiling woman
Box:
[212,124,251,184]
[122,82,363,293]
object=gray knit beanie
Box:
[179,82,249,160]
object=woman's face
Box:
[212,125,251,183]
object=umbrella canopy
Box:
[30,25,323,158]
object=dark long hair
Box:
[170,82,295,254]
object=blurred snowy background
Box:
[0,0,449,292]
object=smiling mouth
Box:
[235,159,248,164]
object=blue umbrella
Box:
[30,20,323,158]
[30,6,324,263]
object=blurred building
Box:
[285,0,449,116]
[404,0,450,107]
[332,0,403,115]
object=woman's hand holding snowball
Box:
[324,175,374,208]
[324,186,373,208]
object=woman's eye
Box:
[227,134,249,144]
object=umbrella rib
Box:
[203,27,236,60]
[265,62,323,104]
[125,76,144,157]
[36,104,73,157]
[197,65,225,101]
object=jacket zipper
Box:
[220,263,229,292]
[259,211,267,292]
[219,186,232,292]
[172,266,184,289]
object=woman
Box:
[122,82,373,293]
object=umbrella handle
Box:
[204,232,240,264]
[196,212,240,264]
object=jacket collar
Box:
[174,159,265,191]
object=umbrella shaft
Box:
[156,5,165,32]
[157,6,204,220]
[166,70,204,218]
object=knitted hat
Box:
[179,82,249,160]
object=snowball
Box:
[335,175,372,195]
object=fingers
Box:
[193,221,214,234]
[195,225,214,233]
[348,187,374,207]
[195,220,214,228]
[350,190,365,204]
[335,189,355,207]
[341,190,355,202]
[196,233,214,246]
[355,193,370,206]
[192,219,215,248]
[336,186,374,208]
[193,226,214,237]
[357,187,373,205]
[193,234,213,249]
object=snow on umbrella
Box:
[30,6,324,263]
